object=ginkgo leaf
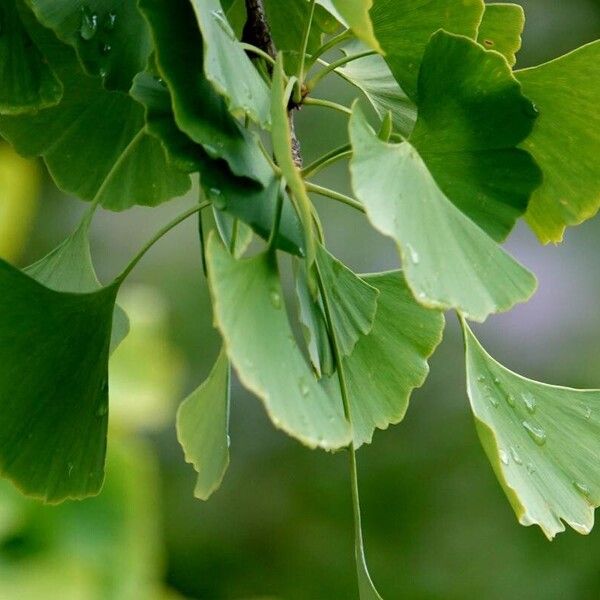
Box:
[517,41,600,244]
[462,320,600,540]
[325,271,445,447]
[206,233,351,450]
[349,104,537,322]
[315,244,379,358]
[477,3,524,66]
[271,56,316,266]
[213,209,254,259]
[0,1,62,114]
[138,0,267,181]
[0,15,189,210]
[0,260,117,502]
[327,0,381,53]
[177,349,231,501]
[410,31,541,242]
[192,0,271,127]
[24,0,152,91]
[24,214,129,352]
[370,0,484,100]
[336,40,416,137]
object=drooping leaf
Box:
[0,1,62,114]
[0,260,117,502]
[295,258,334,378]
[23,0,151,91]
[370,0,484,100]
[477,3,524,66]
[517,41,600,244]
[410,31,541,242]
[177,349,231,501]
[271,55,316,266]
[462,320,600,540]
[349,105,537,322]
[315,244,379,358]
[325,272,445,447]
[206,233,351,450]
[0,15,189,210]
[192,0,271,127]
[327,0,381,52]
[24,214,129,352]
[138,0,267,181]
[336,40,417,138]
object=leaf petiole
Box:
[305,182,365,213]
[306,50,377,92]
[303,97,353,115]
[302,143,352,178]
[295,0,318,103]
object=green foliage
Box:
[0,0,599,596]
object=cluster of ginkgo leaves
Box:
[1,0,600,596]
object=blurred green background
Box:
[1,1,600,598]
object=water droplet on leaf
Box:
[406,243,419,265]
[510,447,523,465]
[100,42,112,56]
[80,6,98,40]
[269,290,282,309]
[104,11,117,31]
[499,449,509,465]
[521,392,536,414]
[522,421,546,446]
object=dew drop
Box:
[505,393,516,408]
[524,101,539,118]
[299,378,310,398]
[100,42,112,56]
[493,377,500,385]
[209,187,226,209]
[510,447,523,465]
[522,421,546,446]
[484,385,499,408]
[499,449,510,466]
[269,289,282,309]
[80,6,99,41]
[406,243,420,265]
[526,462,536,475]
[573,481,592,498]
[521,392,537,414]
[584,406,592,420]
[104,11,117,31]
[477,374,486,383]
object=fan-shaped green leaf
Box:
[336,40,416,137]
[24,0,152,91]
[192,0,271,127]
[477,3,524,66]
[410,31,541,242]
[315,244,379,357]
[24,215,129,352]
[327,0,381,52]
[370,0,484,100]
[326,271,445,447]
[0,260,117,502]
[206,234,351,450]
[349,105,537,321]
[177,349,231,501]
[0,1,62,114]
[517,41,600,244]
[0,16,189,210]
[462,321,600,540]
[138,0,266,181]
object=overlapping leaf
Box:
[24,0,151,91]
[477,3,524,66]
[463,321,600,540]
[192,0,271,127]
[350,105,536,322]
[325,0,381,52]
[370,0,484,100]
[0,15,189,210]
[325,272,445,447]
[177,349,231,500]
[0,1,62,114]
[517,41,600,243]
[0,259,117,502]
[206,234,351,450]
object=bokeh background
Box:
[1,1,600,598]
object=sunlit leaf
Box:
[410,31,541,242]
[24,214,129,352]
[0,15,189,210]
[0,1,62,114]
[0,260,117,502]
[192,0,271,127]
[316,244,379,357]
[462,320,600,540]
[517,41,600,244]
[370,0,484,100]
[139,0,267,180]
[349,105,537,322]
[336,40,416,137]
[206,234,351,450]
[177,349,231,501]
[326,271,445,447]
[327,0,381,52]
[477,3,524,66]
[24,0,152,91]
